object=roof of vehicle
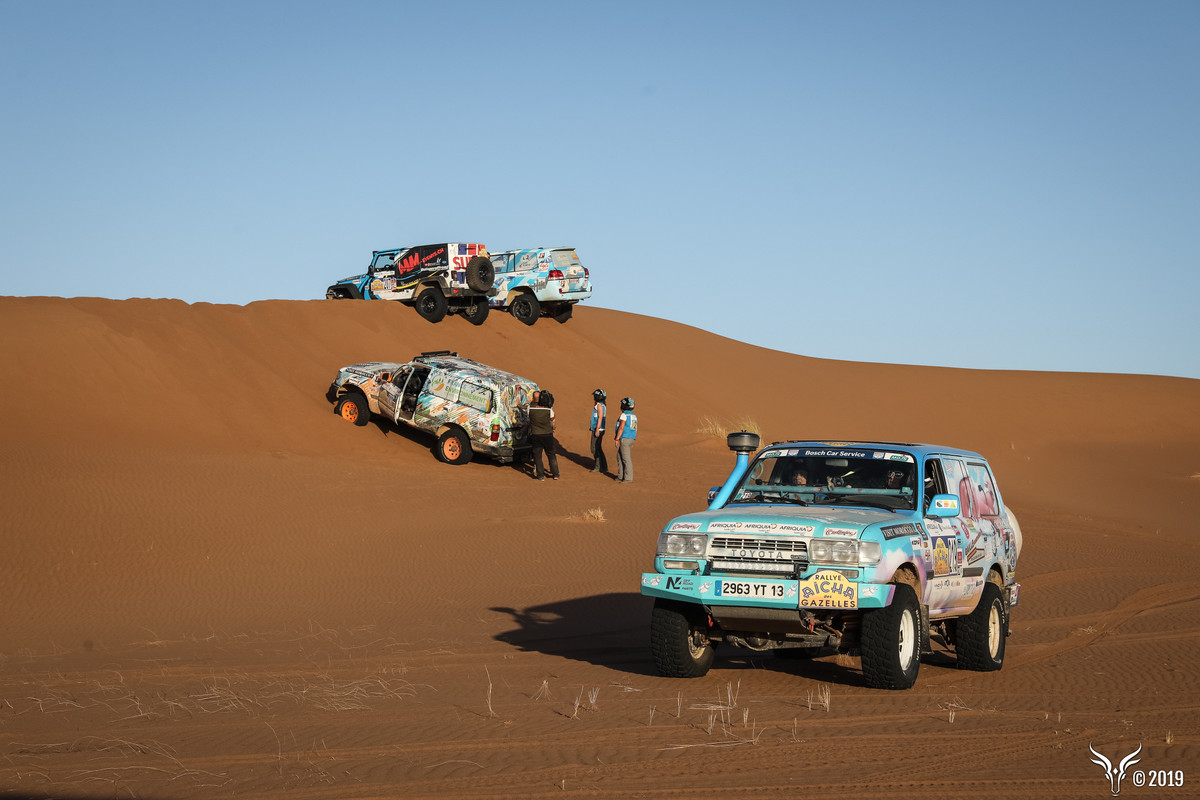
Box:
[489,247,575,255]
[410,352,536,388]
[762,440,987,461]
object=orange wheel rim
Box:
[341,404,358,422]
[445,440,460,459]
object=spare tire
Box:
[464,256,495,293]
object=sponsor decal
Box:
[935,497,959,511]
[882,523,920,540]
[642,575,663,587]
[823,527,858,538]
[776,523,816,534]
[708,521,742,532]
[699,581,713,595]
[798,569,859,608]
[668,521,702,532]
[665,576,696,591]
[802,449,870,459]
[932,536,957,576]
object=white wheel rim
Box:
[898,609,916,667]
[988,603,1001,658]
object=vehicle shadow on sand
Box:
[492,594,911,688]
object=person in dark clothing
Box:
[529,392,559,481]
[589,388,608,474]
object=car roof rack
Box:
[416,350,458,360]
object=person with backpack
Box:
[613,397,637,483]
[529,390,559,481]
[589,389,608,474]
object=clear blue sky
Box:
[3,1,1197,378]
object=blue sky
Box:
[3,1,1197,378]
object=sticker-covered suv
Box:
[641,434,1023,689]
[328,351,539,464]
[488,247,593,325]
[325,243,497,325]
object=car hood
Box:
[663,505,906,537]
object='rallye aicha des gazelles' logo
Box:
[1088,742,1141,796]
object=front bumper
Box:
[640,572,896,611]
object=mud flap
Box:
[919,604,933,656]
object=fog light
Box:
[663,560,700,571]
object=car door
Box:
[376,366,409,422]
[921,456,971,616]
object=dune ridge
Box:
[1,295,1198,799]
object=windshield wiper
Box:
[823,496,897,512]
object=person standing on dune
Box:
[589,389,608,474]
[529,391,559,481]
[614,397,637,483]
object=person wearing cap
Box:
[613,397,637,483]
[589,389,608,474]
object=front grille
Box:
[711,537,807,554]
[708,536,807,576]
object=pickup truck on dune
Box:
[640,434,1022,689]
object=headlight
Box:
[858,541,882,564]
[810,539,863,565]
[657,532,706,557]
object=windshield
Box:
[729,446,917,511]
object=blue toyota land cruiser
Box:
[641,434,1023,689]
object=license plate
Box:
[715,580,786,599]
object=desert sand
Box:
[1,295,1198,799]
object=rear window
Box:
[551,250,582,270]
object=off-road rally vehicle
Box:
[640,434,1023,689]
[325,243,497,325]
[487,247,593,325]
[328,351,539,464]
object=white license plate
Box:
[715,580,786,599]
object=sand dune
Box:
[1,295,1198,799]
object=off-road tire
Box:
[860,583,921,689]
[334,393,370,427]
[553,305,573,324]
[464,256,495,293]
[955,581,1007,671]
[415,288,448,323]
[650,599,714,678]
[462,298,490,326]
[510,293,540,326]
[436,428,472,465]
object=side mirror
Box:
[379,372,392,383]
[926,493,961,518]
[707,486,720,504]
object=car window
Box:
[967,462,1000,517]
[515,251,538,272]
[459,381,493,413]
[551,250,581,270]
[941,458,976,519]
[492,253,514,274]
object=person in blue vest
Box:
[613,397,637,483]
[589,389,608,474]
